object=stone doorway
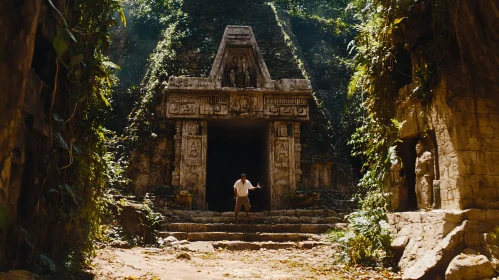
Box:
[162,26,312,210]
[393,139,418,211]
[206,120,270,212]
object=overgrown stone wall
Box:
[390,0,499,212]
[386,1,499,278]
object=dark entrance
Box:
[397,139,418,211]
[206,120,270,212]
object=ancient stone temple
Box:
[157,26,313,210]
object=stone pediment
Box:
[162,26,312,121]
[167,26,312,93]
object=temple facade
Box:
[157,26,313,210]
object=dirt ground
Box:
[90,245,401,280]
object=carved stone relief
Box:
[179,120,207,209]
[415,140,435,209]
[223,53,256,88]
[275,140,289,168]
[184,137,202,166]
[269,121,303,209]
[264,96,308,118]
[231,95,251,113]
[277,124,288,137]
[293,122,302,183]
[172,121,183,187]
[166,93,309,120]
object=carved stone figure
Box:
[433,179,441,209]
[415,140,435,209]
[245,68,251,88]
[230,69,236,87]
[390,160,408,211]
[174,190,193,210]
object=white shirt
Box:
[233,179,253,197]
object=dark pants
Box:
[235,196,251,214]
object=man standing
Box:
[233,174,260,223]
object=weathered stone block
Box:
[465,209,487,221]
[295,209,314,217]
[485,138,499,151]
[474,199,489,210]
[466,164,487,175]
[464,222,480,246]
[401,221,467,280]
[285,210,296,216]
[445,254,496,280]
[479,126,495,138]
[442,211,464,223]
[468,137,481,150]
[461,151,478,164]
[453,97,473,112]
[489,113,499,124]
[487,210,499,221]
[476,98,492,113]
[489,200,499,209]
[478,188,498,201]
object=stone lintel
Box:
[162,91,311,121]
[167,77,312,93]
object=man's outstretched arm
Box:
[249,183,261,191]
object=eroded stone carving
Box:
[223,54,255,88]
[184,137,202,166]
[390,160,408,211]
[293,122,302,183]
[264,96,308,118]
[277,124,288,137]
[275,140,289,168]
[415,140,435,209]
[172,121,183,187]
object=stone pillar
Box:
[171,121,183,187]
[269,121,301,209]
[178,120,207,210]
[293,122,302,184]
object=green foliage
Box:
[128,0,185,27]
[139,204,163,244]
[336,0,419,266]
[413,64,437,108]
[489,226,499,248]
[274,0,352,22]
[0,0,124,274]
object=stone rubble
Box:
[445,253,496,280]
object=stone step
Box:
[164,223,346,233]
[164,215,344,225]
[160,232,320,242]
[211,241,329,251]
[162,209,343,219]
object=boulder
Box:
[402,221,467,280]
[109,240,130,248]
[118,202,149,237]
[445,254,496,280]
[164,236,178,243]
[181,242,215,253]
[176,252,191,260]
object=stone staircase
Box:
[157,209,347,250]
